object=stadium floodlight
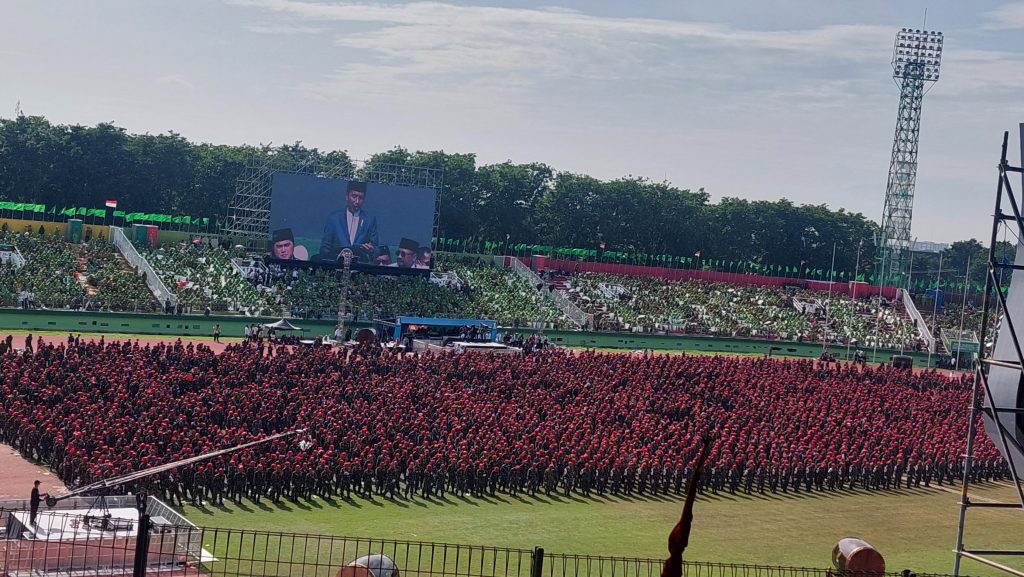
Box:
[892,28,943,80]
[876,28,943,288]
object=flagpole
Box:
[954,255,971,372]
[823,242,836,355]
[905,239,916,294]
[847,239,863,361]
[928,252,943,367]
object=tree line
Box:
[0,114,1001,280]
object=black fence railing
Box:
[0,509,965,577]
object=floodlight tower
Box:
[877,28,943,287]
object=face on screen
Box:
[397,247,417,267]
[347,189,366,212]
[273,239,295,259]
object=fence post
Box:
[132,494,151,577]
[530,547,545,577]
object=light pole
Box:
[877,28,943,286]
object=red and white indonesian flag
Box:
[104,199,117,208]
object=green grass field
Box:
[180,481,1024,577]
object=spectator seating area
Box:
[0,236,939,350]
[0,232,156,311]
[272,268,472,321]
[0,341,1004,502]
[922,302,989,340]
[83,238,160,311]
[436,255,568,327]
[561,272,927,350]
[272,259,567,326]
[141,242,277,316]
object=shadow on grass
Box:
[177,484,964,520]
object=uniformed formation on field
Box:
[148,452,1004,507]
[0,335,1007,505]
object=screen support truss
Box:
[953,131,1024,577]
[223,156,442,250]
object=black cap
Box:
[347,181,368,194]
[272,228,294,243]
[398,238,419,251]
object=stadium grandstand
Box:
[0,230,956,355]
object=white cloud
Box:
[155,74,195,90]
[245,21,328,34]
[982,2,1024,29]
[226,0,896,104]
[229,0,891,56]
[934,48,1024,96]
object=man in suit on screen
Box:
[319,180,379,262]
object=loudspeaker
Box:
[984,239,1024,471]
[891,355,912,370]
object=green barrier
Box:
[0,308,341,339]
[540,329,935,367]
[0,309,938,368]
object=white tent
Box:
[263,319,302,331]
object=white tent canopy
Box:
[263,319,302,331]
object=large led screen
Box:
[268,173,436,269]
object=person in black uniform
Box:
[30,480,47,526]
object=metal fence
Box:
[899,288,935,352]
[0,508,965,577]
[503,257,592,329]
[110,226,177,307]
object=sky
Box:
[2,1,1024,243]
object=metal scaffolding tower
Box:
[223,154,353,248]
[222,156,442,250]
[878,28,943,287]
[952,131,1024,577]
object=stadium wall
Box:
[0,309,339,339]
[0,309,936,367]
[541,329,932,367]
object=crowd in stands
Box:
[811,297,922,351]
[563,273,926,350]
[83,239,158,311]
[141,240,277,316]
[262,256,567,326]
[0,231,155,311]
[0,339,1003,503]
[270,268,471,321]
[922,302,991,341]
[436,255,568,327]
[0,232,955,352]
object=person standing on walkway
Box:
[30,480,47,526]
